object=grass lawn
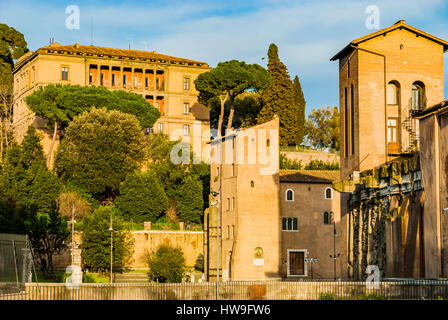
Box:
[83,272,110,283]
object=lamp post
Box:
[328,211,340,280]
[109,213,113,283]
[211,191,220,300]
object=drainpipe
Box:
[350,44,388,166]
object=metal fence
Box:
[0,233,33,300]
[19,280,448,300]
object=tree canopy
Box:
[293,75,306,146]
[0,23,28,160]
[305,106,340,151]
[257,43,303,146]
[148,245,186,283]
[116,171,169,223]
[81,206,134,272]
[54,108,146,201]
[0,126,62,215]
[195,60,270,135]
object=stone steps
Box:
[113,273,150,283]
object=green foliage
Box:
[25,84,160,130]
[116,171,169,223]
[305,106,340,151]
[54,108,146,201]
[194,253,204,272]
[304,160,340,170]
[293,76,306,146]
[0,126,62,215]
[208,91,264,130]
[195,60,270,134]
[147,133,210,215]
[318,292,389,300]
[83,273,110,283]
[0,23,28,88]
[257,44,300,146]
[279,153,303,170]
[148,245,186,283]
[80,206,134,272]
[175,175,204,223]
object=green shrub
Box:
[148,245,186,283]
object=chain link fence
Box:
[0,233,33,299]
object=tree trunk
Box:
[227,100,235,131]
[217,93,229,137]
[48,122,58,168]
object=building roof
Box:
[191,103,210,121]
[14,42,209,71]
[330,20,448,61]
[414,99,448,120]
[279,170,340,184]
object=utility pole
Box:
[109,213,113,283]
[328,211,340,280]
[210,191,220,300]
[71,204,75,267]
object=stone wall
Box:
[53,230,204,270]
[281,151,339,167]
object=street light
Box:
[210,190,220,300]
[328,211,340,281]
[109,213,113,283]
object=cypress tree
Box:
[293,75,306,146]
[257,43,298,146]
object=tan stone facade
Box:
[279,170,342,279]
[204,118,344,280]
[331,20,448,180]
[12,43,211,160]
[205,117,281,281]
[332,21,448,279]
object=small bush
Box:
[194,253,204,272]
[148,245,186,283]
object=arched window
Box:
[251,181,255,188]
[412,81,425,111]
[286,189,294,201]
[387,81,400,105]
[325,187,333,199]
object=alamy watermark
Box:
[66,5,80,30]
[365,265,380,289]
[168,122,279,176]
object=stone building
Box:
[204,117,343,280]
[279,170,341,279]
[12,43,211,160]
[331,20,448,279]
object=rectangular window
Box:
[158,122,163,133]
[89,72,93,84]
[231,225,235,239]
[183,124,190,136]
[183,102,190,115]
[112,74,116,87]
[123,75,127,88]
[232,197,235,210]
[344,87,348,157]
[61,67,69,80]
[350,84,355,155]
[100,73,104,86]
[32,66,35,83]
[145,77,148,90]
[282,218,298,231]
[227,198,230,211]
[288,250,305,276]
[183,77,190,90]
[387,118,399,154]
[232,163,235,176]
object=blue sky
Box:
[1,0,448,115]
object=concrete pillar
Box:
[144,222,151,230]
[179,222,185,231]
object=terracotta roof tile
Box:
[35,43,209,66]
[279,170,340,183]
